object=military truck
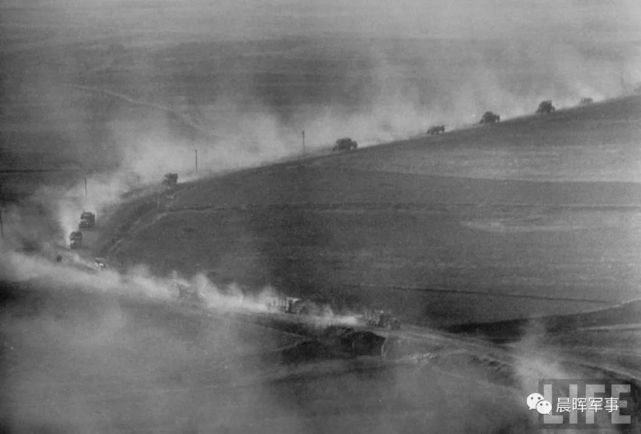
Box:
[162,173,178,187]
[281,297,312,315]
[69,231,83,249]
[536,100,556,114]
[427,125,445,135]
[333,137,358,152]
[365,310,401,330]
[79,211,95,229]
[479,111,501,124]
[267,296,318,315]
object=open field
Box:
[101,96,641,327]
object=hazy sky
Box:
[1,0,639,183]
[2,0,640,43]
[265,0,641,41]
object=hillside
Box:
[100,95,641,327]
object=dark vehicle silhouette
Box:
[479,111,501,124]
[427,125,445,135]
[365,310,401,330]
[536,100,556,114]
[333,138,358,152]
[69,231,83,249]
[162,173,178,187]
[79,211,95,229]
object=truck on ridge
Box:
[427,125,445,135]
[162,173,178,187]
[333,138,358,152]
[536,100,556,114]
[479,111,501,124]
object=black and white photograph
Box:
[1,1,641,432]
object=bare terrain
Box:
[2,2,641,432]
[101,96,641,327]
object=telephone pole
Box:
[194,149,198,173]
[0,208,4,240]
[302,130,306,154]
[84,177,88,200]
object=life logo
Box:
[527,393,552,415]
[526,379,638,429]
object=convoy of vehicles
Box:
[68,211,96,248]
[60,95,604,358]
[267,295,401,331]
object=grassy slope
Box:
[103,96,641,327]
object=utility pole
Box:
[84,177,88,201]
[194,149,198,173]
[0,208,4,240]
[620,59,627,95]
[302,130,306,154]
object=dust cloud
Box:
[1,0,640,185]
[0,256,307,432]
[0,244,535,433]
[1,2,640,432]
[3,0,639,240]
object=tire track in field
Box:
[70,84,219,140]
